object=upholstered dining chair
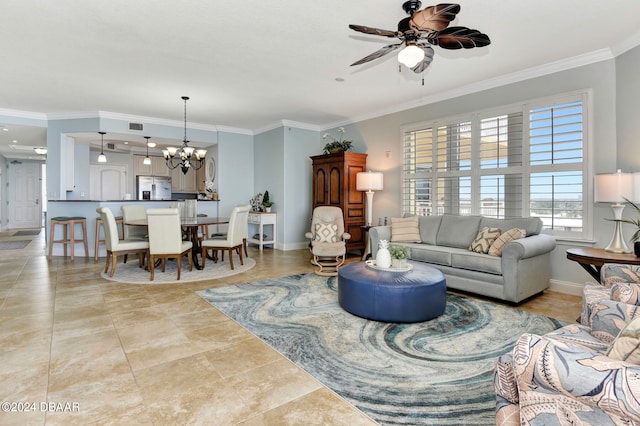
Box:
[121,204,148,241]
[96,207,149,277]
[201,204,251,270]
[305,206,351,276]
[146,208,193,281]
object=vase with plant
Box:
[390,245,409,268]
[322,127,353,154]
[621,198,640,256]
[262,190,274,212]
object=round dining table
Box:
[125,216,229,270]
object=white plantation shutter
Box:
[402,92,588,238]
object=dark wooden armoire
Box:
[310,152,367,253]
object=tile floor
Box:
[0,230,581,425]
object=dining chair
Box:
[147,208,193,281]
[121,205,149,241]
[96,207,149,277]
[201,204,251,270]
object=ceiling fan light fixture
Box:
[398,44,425,68]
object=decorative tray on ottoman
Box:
[365,259,413,273]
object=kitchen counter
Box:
[47,200,221,258]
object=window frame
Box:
[401,90,593,241]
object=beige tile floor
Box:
[0,230,581,425]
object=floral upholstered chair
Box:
[494,263,640,425]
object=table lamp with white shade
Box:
[594,169,634,253]
[356,171,383,226]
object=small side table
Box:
[566,247,640,282]
[248,212,276,250]
[360,225,372,260]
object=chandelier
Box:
[163,96,207,174]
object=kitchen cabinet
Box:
[310,152,367,253]
[170,166,198,193]
[133,155,170,177]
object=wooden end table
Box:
[566,247,640,283]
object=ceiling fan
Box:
[349,1,490,73]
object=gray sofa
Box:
[369,214,556,303]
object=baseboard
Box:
[549,279,584,296]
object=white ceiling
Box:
[1,0,640,159]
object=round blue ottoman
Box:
[338,261,446,323]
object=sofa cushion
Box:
[451,250,502,275]
[390,216,421,243]
[469,227,501,254]
[488,228,526,257]
[315,223,337,243]
[606,316,640,363]
[404,243,452,266]
[436,214,482,249]
[417,215,442,245]
[479,217,542,236]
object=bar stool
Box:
[95,215,124,260]
[48,216,89,260]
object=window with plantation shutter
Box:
[402,91,589,238]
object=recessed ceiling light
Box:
[12,140,17,143]
[123,141,129,145]
[2,127,8,132]
[34,147,47,155]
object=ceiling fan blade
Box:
[349,24,398,38]
[350,43,402,66]
[410,3,460,32]
[428,26,491,49]
[411,45,435,73]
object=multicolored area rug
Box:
[197,273,564,425]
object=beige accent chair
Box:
[147,208,193,281]
[121,205,149,241]
[305,206,351,276]
[96,207,149,277]
[201,204,251,270]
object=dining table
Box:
[125,216,229,270]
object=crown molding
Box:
[45,110,253,136]
[343,48,616,127]
[255,120,323,135]
[0,108,48,121]
[610,30,640,57]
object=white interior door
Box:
[90,164,127,201]
[8,162,42,229]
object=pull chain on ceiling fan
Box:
[349,2,490,75]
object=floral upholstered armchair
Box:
[494,263,640,425]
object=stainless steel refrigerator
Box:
[136,176,172,200]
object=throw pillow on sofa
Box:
[390,216,421,243]
[469,227,501,254]
[606,316,640,363]
[315,223,337,243]
[488,228,526,257]
[611,283,640,306]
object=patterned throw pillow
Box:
[469,227,502,254]
[606,316,640,363]
[488,228,526,257]
[390,216,421,243]
[315,223,337,243]
[611,283,640,306]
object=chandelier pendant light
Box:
[98,131,107,163]
[163,96,207,175]
[143,136,152,165]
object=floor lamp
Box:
[356,171,383,226]
[594,169,634,253]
